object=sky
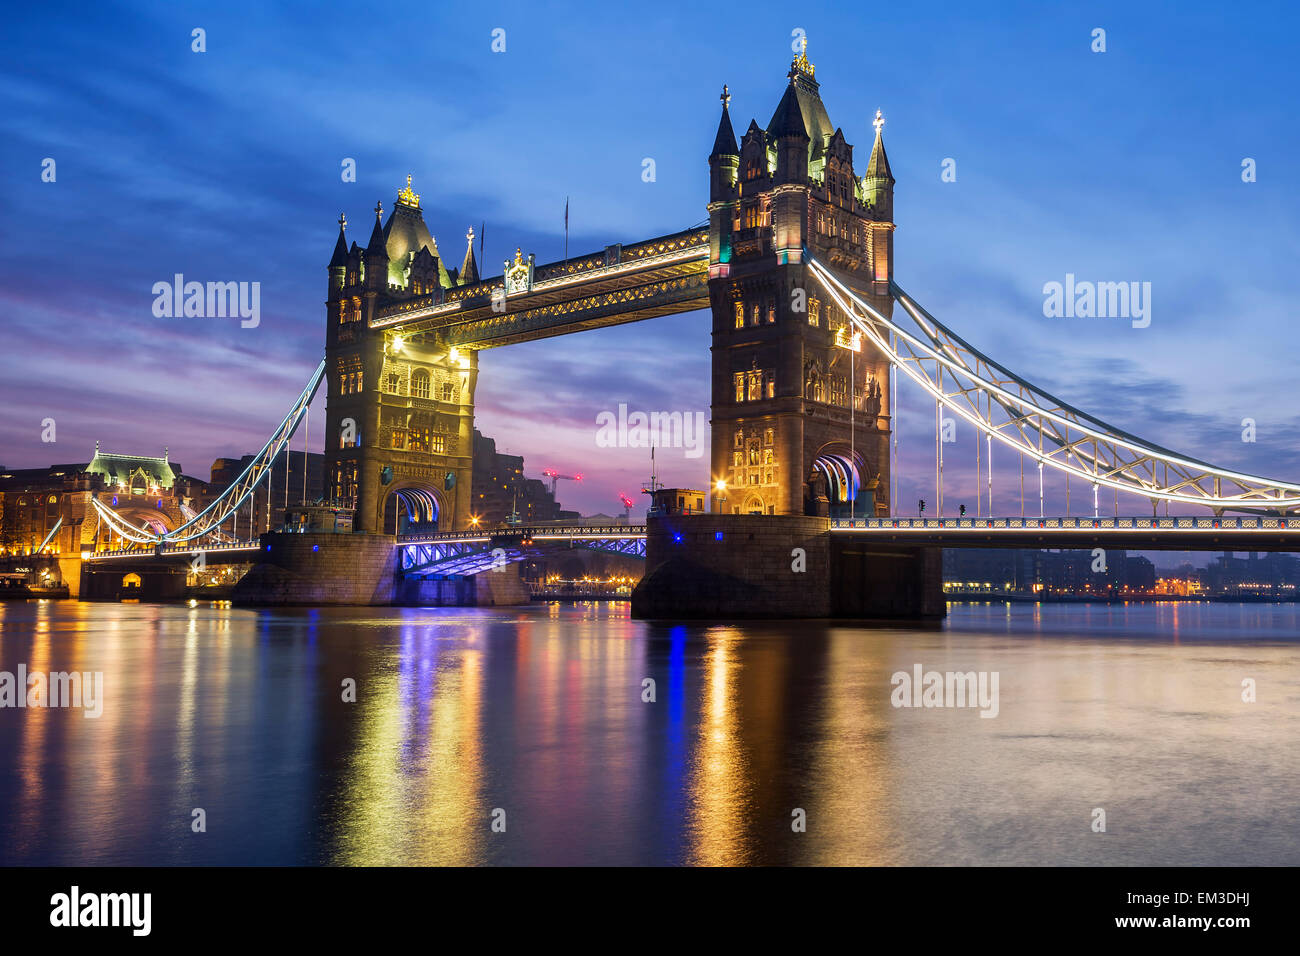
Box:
[2,0,1298,524]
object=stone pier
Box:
[631,515,944,621]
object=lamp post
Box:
[835,327,863,519]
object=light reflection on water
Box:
[0,599,1296,865]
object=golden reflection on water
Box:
[685,629,751,865]
[334,623,486,865]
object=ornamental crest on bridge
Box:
[504,248,535,295]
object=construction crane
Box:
[618,493,635,522]
[541,468,583,496]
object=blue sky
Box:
[2,0,1298,520]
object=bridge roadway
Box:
[68,514,1300,576]
[402,514,1300,561]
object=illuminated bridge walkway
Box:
[399,514,1300,577]
[399,525,647,577]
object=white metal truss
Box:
[92,359,326,546]
[803,254,1300,514]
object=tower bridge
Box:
[75,41,1300,617]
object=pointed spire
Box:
[366,201,387,255]
[329,212,349,267]
[460,226,480,285]
[769,80,809,141]
[710,85,738,158]
[866,109,893,182]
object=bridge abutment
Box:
[231,532,530,607]
[233,532,400,606]
[631,515,944,621]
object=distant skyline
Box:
[3,1,1298,520]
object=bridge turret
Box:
[709,86,739,201]
[364,202,389,294]
[708,86,739,276]
[328,213,348,295]
[862,109,896,291]
[770,79,810,187]
[459,227,480,285]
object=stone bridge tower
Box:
[707,43,895,518]
[324,179,481,534]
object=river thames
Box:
[0,600,1296,866]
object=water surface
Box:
[1,599,1296,865]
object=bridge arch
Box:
[813,443,868,520]
[382,480,445,535]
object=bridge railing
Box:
[399,524,647,544]
[830,516,1294,531]
[84,541,262,560]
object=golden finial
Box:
[374,201,383,219]
[792,35,815,78]
[466,225,474,243]
[873,109,885,135]
[720,84,730,109]
[397,174,421,208]
[338,212,347,230]
[514,247,524,265]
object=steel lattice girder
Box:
[400,534,646,577]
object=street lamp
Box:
[835,326,863,520]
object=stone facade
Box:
[632,514,833,618]
[633,514,946,620]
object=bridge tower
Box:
[707,43,895,518]
[324,180,480,534]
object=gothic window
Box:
[745,205,760,229]
[809,296,820,327]
[831,375,848,407]
[766,300,775,324]
[747,440,761,466]
[734,372,745,403]
[411,369,430,399]
[763,448,774,465]
[390,430,406,450]
[746,370,762,402]
[733,451,743,467]
[751,304,760,327]
[407,427,430,453]
[763,428,775,445]
[385,370,402,394]
[431,434,446,454]
[734,430,744,448]
[734,301,744,329]
[765,372,775,399]
[441,381,455,402]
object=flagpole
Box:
[564,196,569,264]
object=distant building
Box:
[0,445,203,555]
[469,429,567,527]
[210,452,325,533]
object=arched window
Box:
[411,369,430,399]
